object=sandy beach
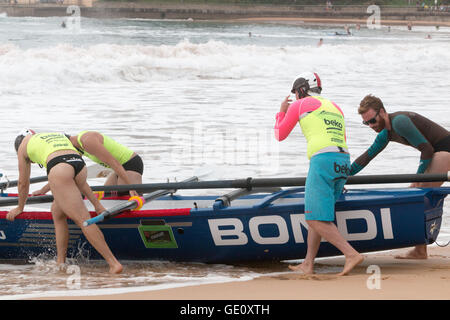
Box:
[34,246,450,300]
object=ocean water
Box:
[0,14,449,299]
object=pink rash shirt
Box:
[274,96,345,141]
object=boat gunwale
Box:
[0,187,446,222]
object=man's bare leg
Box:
[395,244,428,260]
[398,152,449,259]
[289,226,321,274]
[413,152,449,188]
[306,220,364,276]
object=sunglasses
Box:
[362,110,380,126]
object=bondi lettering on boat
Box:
[208,208,394,246]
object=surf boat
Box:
[0,173,448,263]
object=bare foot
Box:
[338,254,364,276]
[395,246,427,260]
[288,262,314,274]
[56,262,68,273]
[109,263,123,274]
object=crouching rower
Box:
[8,130,123,274]
[68,131,143,197]
[351,94,450,259]
[33,130,144,198]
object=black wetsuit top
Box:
[350,111,449,174]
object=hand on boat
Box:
[31,183,50,196]
[6,207,22,221]
[31,188,47,196]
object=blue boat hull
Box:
[0,187,447,263]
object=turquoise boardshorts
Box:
[305,152,350,221]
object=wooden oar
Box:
[83,176,199,226]
[87,172,450,193]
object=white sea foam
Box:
[0,40,448,89]
[0,273,259,300]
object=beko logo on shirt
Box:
[324,118,343,129]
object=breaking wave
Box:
[0,39,448,88]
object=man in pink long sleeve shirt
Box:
[274,73,363,276]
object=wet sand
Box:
[35,246,450,300]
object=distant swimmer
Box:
[332,29,352,36]
[333,32,351,36]
[350,94,450,260]
[9,130,123,274]
[344,24,351,35]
